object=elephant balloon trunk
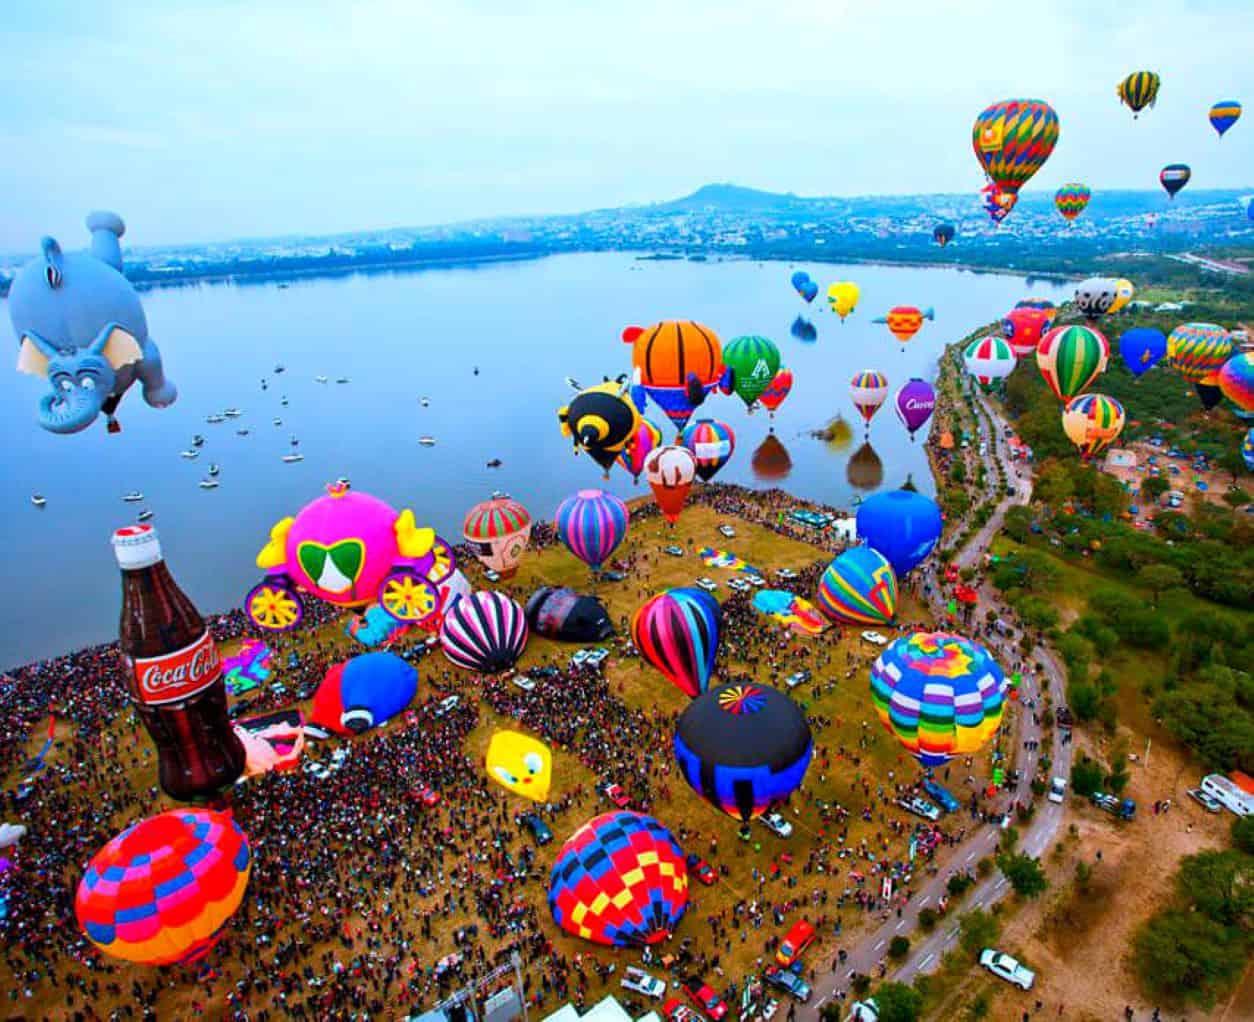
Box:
[86,211,126,271]
[38,387,101,434]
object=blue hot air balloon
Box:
[855,490,942,577]
[790,270,810,291]
[801,279,818,303]
[1118,327,1167,377]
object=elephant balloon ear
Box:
[91,326,143,369]
[395,509,435,559]
[16,335,54,377]
[257,517,295,569]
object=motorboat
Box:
[199,479,219,489]
[137,509,154,522]
[282,453,304,464]
[290,436,299,446]
[31,494,46,507]
[418,436,436,447]
[206,414,227,424]
[236,429,250,436]
[208,464,220,477]
[273,418,282,426]
[274,364,286,373]
[315,375,328,384]
[420,397,430,407]
[192,434,206,447]
[223,408,243,418]
[335,377,350,384]
[280,397,289,406]
[180,450,200,459]
[122,491,144,503]
[486,458,503,468]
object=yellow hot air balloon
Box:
[1108,279,1135,315]
[827,281,860,321]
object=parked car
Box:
[759,811,793,838]
[775,919,816,967]
[583,648,610,669]
[519,813,553,846]
[979,949,1035,990]
[664,545,685,557]
[775,568,799,581]
[1048,777,1067,804]
[661,999,704,1022]
[621,966,666,1000]
[718,525,736,538]
[599,782,631,808]
[434,695,461,718]
[727,577,751,593]
[695,577,718,592]
[511,675,536,693]
[744,572,766,587]
[762,965,811,1002]
[683,979,729,1021]
[846,1000,879,1021]
[922,779,961,813]
[860,631,888,646]
[685,853,718,886]
[784,669,811,690]
[895,796,941,821]
[1089,792,1136,820]
[600,570,627,582]
[1186,787,1222,813]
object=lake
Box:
[0,253,1069,666]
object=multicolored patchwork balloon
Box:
[631,587,721,699]
[1217,353,1254,412]
[972,99,1059,213]
[850,370,889,423]
[1243,428,1254,472]
[1055,183,1091,222]
[681,418,735,482]
[1061,393,1126,459]
[440,591,528,674]
[1167,323,1233,382]
[1036,324,1109,400]
[870,631,1008,767]
[963,335,1016,391]
[759,367,794,415]
[555,489,629,570]
[816,546,899,626]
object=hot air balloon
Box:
[1243,429,1254,471]
[1217,353,1254,412]
[682,418,735,482]
[617,417,663,484]
[440,591,528,674]
[555,490,629,571]
[870,631,1008,767]
[894,378,936,439]
[463,496,532,579]
[790,270,810,293]
[625,320,723,432]
[815,546,899,626]
[1036,324,1109,400]
[1195,381,1223,410]
[525,586,614,643]
[1118,71,1160,116]
[855,490,942,576]
[1109,279,1136,315]
[722,335,781,410]
[1062,393,1126,459]
[309,651,418,736]
[972,99,1060,219]
[751,433,793,481]
[846,441,884,492]
[631,587,722,699]
[645,445,696,524]
[875,306,934,347]
[789,316,818,343]
[1002,306,1052,358]
[1055,183,1091,222]
[963,336,1016,391]
[1160,164,1191,199]
[1118,327,1167,377]
[980,183,1016,223]
[674,683,813,824]
[827,281,860,321]
[850,370,889,425]
[1209,100,1242,138]
[1073,277,1120,320]
[1015,297,1057,316]
[801,279,818,303]
[486,730,552,803]
[933,223,955,247]
[759,367,793,417]
[558,377,641,474]
[75,809,251,965]
[1167,323,1233,382]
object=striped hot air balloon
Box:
[463,496,531,579]
[850,370,889,424]
[815,546,899,626]
[624,320,723,431]
[876,306,934,346]
[1167,323,1233,382]
[1055,183,1091,222]
[555,489,629,570]
[440,591,528,674]
[972,99,1059,217]
[631,587,721,698]
[963,335,1016,391]
[1217,353,1254,412]
[1209,100,1242,138]
[1036,324,1109,400]
[1118,71,1160,116]
[1061,393,1126,459]
[721,335,781,409]
[681,418,735,482]
[1160,164,1191,199]
[617,417,663,483]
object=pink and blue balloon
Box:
[681,418,735,481]
[555,489,629,571]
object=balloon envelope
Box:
[963,335,1016,391]
[1073,278,1120,320]
[879,306,933,344]
[626,321,723,431]
[486,730,552,802]
[681,418,735,482]
[827,281,860,320]
[759,368,793,413]
[618,417,663,483]
[526,586,614,642]
[1036,325,1109,400]
[1118,71,1160,114]
[441,591,528,674]
[632,587,722,698]
[894,378,936,437]
[645,445,696,524]
[1002,307,1051,358]
[855,490,942,576]
[1217,353,1254,412]
[972,99,1059,206]
[1118,328,1167,376]
[555,490,629,570]
[1055,183,1091,222]
[933,223,955,246]
[1209,100,1241,137]
[464,497,532,578]
[559,382,640,472]
[850,370,889,423]
[722,335,781,408]
[1167,323,1233,382]
[1160,164,1191,198]
[816,546,899,626]
[1243,428,1254,471]
[1062,393,1126,458]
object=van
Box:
[776,919,816,966]
[1200,774,1254,817]
[922,779,961,813]
[1048,777,1067,804]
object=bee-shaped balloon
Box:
[486,730,552,802]
[558,376,640,476]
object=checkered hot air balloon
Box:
[555,489,629,571]
[1061,393,1126,459]
[850,370,889,424]
[870,631,1008,767]
[1217,354,1254,412]
[631,587,722,698]
[681,418,735,482]
[1168,323,1234,383]
[75,809,251,966]
[1036,325,1109,400]
[815,546,899,626]
[440,590,528,674]
[963,335,1016,392]
[548,811,689,947]
[972,99,1060,218]
[1055,183,1091,222]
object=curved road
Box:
[804,390,1073,1018]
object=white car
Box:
[664,545,685,557]
[1186,787,1221,814]
[979,949,1035,990]
[620,966,665,1000]
[744,573,766,587]
[784,670,811,690]
[727,578,751,593]
[695,577,719,592]
[718,525,737,538]
[434,695,461,718]
[1048,777,1067,804]
[584,649,609,669]
[511,675,536,693]
[570,650,590,667]
[775,568,799,580]
[759,811,793,838]
[860,631,888,646]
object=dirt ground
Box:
[1100,440,1243,517]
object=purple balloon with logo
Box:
[894,378,936,438]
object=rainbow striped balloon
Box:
[870,631,1007,767]
[1061,393,1126,458]
[850,370,889,423]
[1036,324,1109,400]
[972,99,1059,202]
[815,546,899,626]
[555,489,629,571]
[1167,323,1233,382]
[1054,183,1091,222]
[681,418,735,482]
[1218,354,1254,412]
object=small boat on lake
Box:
[315,376,328,384]
[208,464,220,477]
[122,492,144,503]
[236,429,250,437]
[31,494,46,508]
[274,364,286,373]
[192,434,206,447]
[137,509,153,522]
[280,397,289,406]
[272,418,282,426]
[335,377,350,384]
[418,436,436,447]
[486,458,503,468]
[282,453,304,464]
[420,397,430,407]
[206,414,227,424]
[180,450,199,459]
[223,408,243,418]
[199,479,219,489]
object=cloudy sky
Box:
[2,0,1252,247]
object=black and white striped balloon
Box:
[440,591,528,674]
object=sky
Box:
[2,0,1253,249]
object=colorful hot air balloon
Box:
[790,270,810,293]
[894,378,936,439]
[1036,324,1109,400]
[1243,428,1254,472]
[1217,353,1254,412]
[1062,393,1126,459]
[75,809,251,965]
[815,546,898,626]
[1160,164,1191,199]
[463,496,531,579]
[933,223,955,247]
[827,281,860,321]
[440,591,528,674]
[972,99,1060,217]
[1108,279,1136,315]
[1118,71,1160,116]
[1002,306,1052,358]
[558,378,641,474]
[721,335,782,409]
[548,811,689,947]
[1167,323,1233,382]
[681,418,735,482]
[645,445,696,524]
[981,183,1016,223]
[1055,183,1091,222]
[617,417,663,483]
[1118,327,1167,376]
[674,683,813,823]
[875,306,934,347]
[625,320,723,432]
[963,335,1016,391]
[1209,100,1242,138]
[1015,297,1057,316]
[846,441,884,492]
[555,490,629,571]
[850,370,889,425]
[1073,277,1120,320]
[855,491,942,577]
[631,587,722,699]
[485,731,552,803]
[759,367,793,416]
[870,631,1008,767]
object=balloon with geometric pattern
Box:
[850,370,890,424]
[463,496,532,579]
[1061,393,1126,459]
[1216,353,1254,412]
[972,99,1060,216]
[1243,428,1254,472]
[681,418,736,482]
[1055,183,1091,222]
[816,546,899,626]
[1167,323,1233,382]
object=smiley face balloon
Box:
[486,730,552,802]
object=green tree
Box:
[1070,755,1105,797]
[997,852,1048,898]
[1233,816,1254,855]
[871,982,923,1022]
[888,935,910,959]
[1132,909,1248,1007]
[917,907,938,931]
[1176,850,1254,927]
[1141,474,1169,502]
[958,908,999,956]
[1002,506,1033,543]
[1137,563,1184,605]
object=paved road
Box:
[804,391,1073,1019]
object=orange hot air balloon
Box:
[875,306,935,346]
[645,445,696,525]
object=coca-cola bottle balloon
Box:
[113,525,245,802]
[894,378,936,440]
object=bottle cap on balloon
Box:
[112,524,162,570]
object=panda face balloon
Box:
[1073,277,1119,321]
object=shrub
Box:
[888,935,910,959]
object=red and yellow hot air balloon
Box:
[972,99,1060,221]
[1061,394,1125,459]
[874,307,934,347]
[758,367,793,416]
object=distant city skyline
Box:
[3,1,1253,248]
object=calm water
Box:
[0,253,1068,666]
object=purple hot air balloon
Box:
[894,378,936,440]
[555,489,630,572]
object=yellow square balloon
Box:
[486,730,552,802]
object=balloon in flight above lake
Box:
[874,306,934,347]
[963,335,1016,392]
[789,316,818,343]
[791,271,818,302]
[558,377,640,475]
[971,99,1060,220]
[1036,324,1109,400]
[894,378,936,439]
[631,587,722,699]
[682,418,735,482]
[1117,71,1160,117]
[485,730,552,803]
[1167,323,1233,382]
[548,811,689,947]
[625,320,723,432]
[816,546,899,627]
[645,444,697,524]
[1217,353,1254,412]
[1062,393,1126,459]
[1160,164,1191,199]
[555,489,629,570]
[1108,279,1136,315]
[933,223,955,247]
[674,683,813,823]
[980,183,1015,224]
[1054,183,1091,222]
[846,441,884,492]
[758,367,793,417]
[617,417,663,484]
[1118,327,1167,377]
[1209,100,1241,137]
[850,370,889,425]
[440,591,528,674]
[870,631,1008,767]
[1002,306,1052,358]
[827,281,860,321]
[1073,277,1120,321]
[721,335,781,409]
[790,270,810,292]
[856,490,942,576]
[463,496,531,579]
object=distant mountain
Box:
[652,183,813,213]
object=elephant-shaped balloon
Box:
[10,211,176,434]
